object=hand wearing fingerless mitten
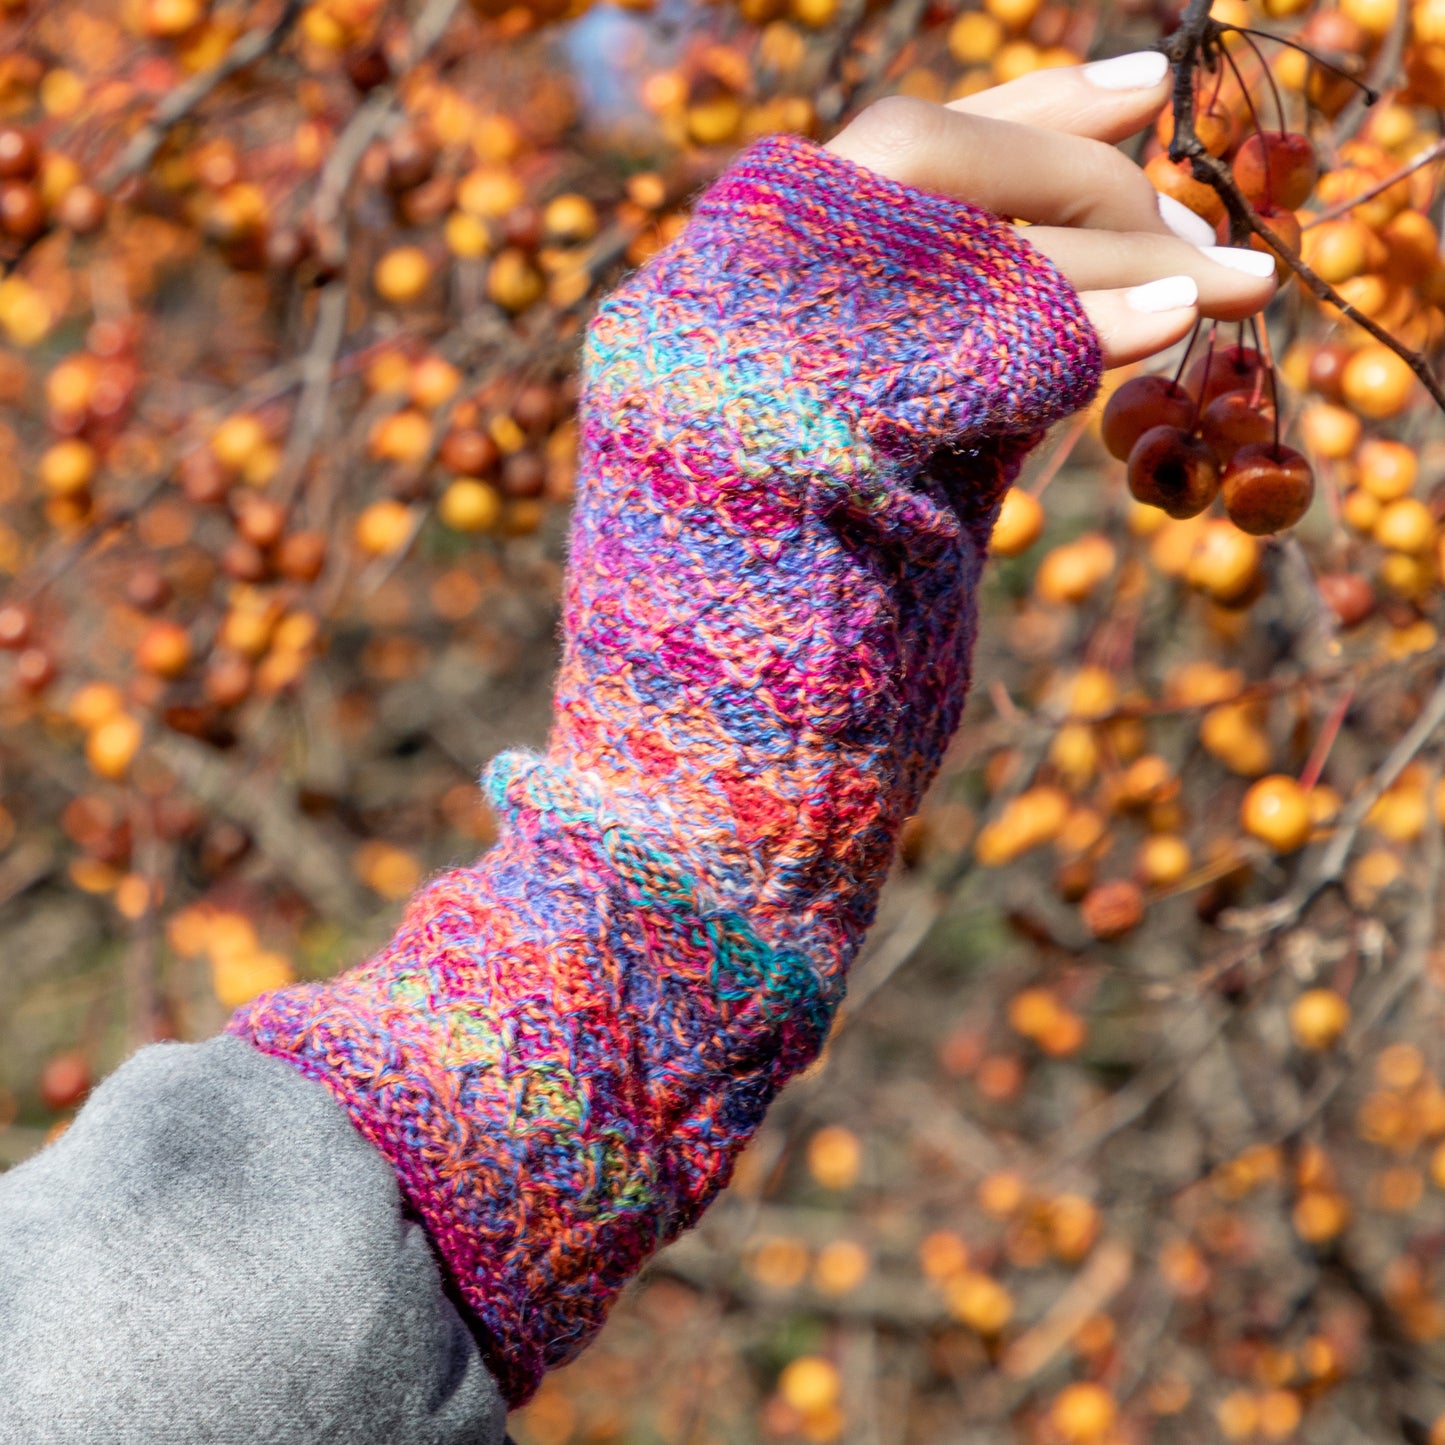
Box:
[228,132,1102,1407]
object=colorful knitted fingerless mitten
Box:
[229,132,1101,1406]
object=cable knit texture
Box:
[228,132,1102,1406]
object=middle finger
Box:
[1023,226,1279,319]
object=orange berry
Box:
[1357,438,1418,501]
[779,1357,840,1414]
[1137,832,1191,888]
[1047,1194,1099,1261]
[1165,659,1244,707]
[948,10,1004,63]
[918,1230,969,1280]
[1146,153,1226,227]
[807,1125,861,1190]
[1368,785,1428,842]
[542,193,598,244]
[211,948,293,1009]
[946,1271,1013,1334]
[1048,723,1098,787]
[86,712,143,780]
[1241,775,1311,852]
[983,0,1039,28]
[1342,487,1382,534]
[1035,533,1115,604]
[1341,0,1400,37]
[1290,988,1350,1050]
[374,246,432,304]
[1007,987,1060,1040]
[1301,217,1371,285]
[1050,1383,1117,1444]
[38,439,97,496]
[135,621,192,679]
[408,355,461,410]
[444,212,491,260]
[487,248,544,313]
[1081,878,1144,940]
[1341,344,1417,419]
[974,785,1070,865]
[1375,496,1434,552]
[1060,665,1116,721]
[354,840,422,899]
[813,1239,870,1295]
[1299,401,1360,460]
[354,499,415,556]
[210,414,266,472]
[1293,1189,1350,1242]
[68,681,124,730]
[1257,1389,1305,1441]
[368,409,433,464]
[989,488,1043,556]
[1186,521,1262,605]
[438,478,504,533]
[1036,1007,1085,1058]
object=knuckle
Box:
[847,94,947,168]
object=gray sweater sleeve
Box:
[0,1034,508,1445]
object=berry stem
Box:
[1234,29,1289,137]
[1221,45,1272,212]
[1172,318,1203,391]
[1298,686,1354,794]
[1217,27,1379,104]
[1190,324,1218,430]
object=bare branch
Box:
[102,0,307,190]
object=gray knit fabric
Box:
[0,1034,508,1445]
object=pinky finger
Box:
[1080,275,1201,370]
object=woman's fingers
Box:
[947,51,1170,144]
[1023,226,1278,320]
[824,67,1275,368]
[1080,278,1201,369]
[827,95,1176,233]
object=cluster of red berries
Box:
[1104,343,1315,535]
[1117,105,1333,537]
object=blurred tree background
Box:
[10,0,1445,1440]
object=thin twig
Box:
[1303,139,1445,229]
[1163,4,1445,414]
[102,0,307,189]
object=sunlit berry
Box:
[1290,988,1350,1050]
[1241,775,1311,852]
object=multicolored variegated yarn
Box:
[228,131,1101,1407]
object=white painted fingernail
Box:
[1201,245,1278,278]
[1083,51,1170,90]
[1157,193,1218,247]
[1125,275,1200,313]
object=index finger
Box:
[827,96,1173,234]
[947,51,1173,143]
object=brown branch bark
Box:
[102,0,307,190]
